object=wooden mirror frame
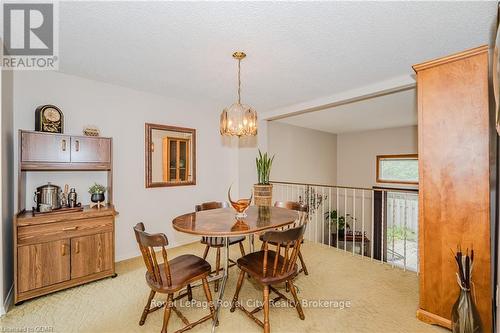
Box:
[145,123,196,188]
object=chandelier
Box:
[220,51,257,137]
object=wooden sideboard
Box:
[413,45,492,331]
[15,130,117,304]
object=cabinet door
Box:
[70,137,111,163]
[17,239,70,293]
[71,232,113,279]
[21,132,70,163]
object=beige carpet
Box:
[1,241,447,333]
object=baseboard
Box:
[0,284,14,316]
[416,308,452,330]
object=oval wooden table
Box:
[172,205,299,332]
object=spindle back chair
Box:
[134,223,215,333]
[231,224,306,333]
[260,201,309,275]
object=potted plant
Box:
[88,183,106,204]
[254,149,275,206]
[325,210,354,242]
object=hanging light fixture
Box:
[220,51,257,137]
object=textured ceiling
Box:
[58,1,496,113]
[276,88,417,134]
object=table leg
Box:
[249,234,254,253]
[211,237,229,332]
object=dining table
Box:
[172,205,299,332]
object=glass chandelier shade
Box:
[220,52,258,137]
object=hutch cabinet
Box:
[163,137,190,182]
[15,130,117,304]
[413,46,492,332]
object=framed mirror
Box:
[145,123,196,188]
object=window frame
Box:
[376,154,419,185]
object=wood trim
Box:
[15,269,114,303]
[376,154,419,185]
[412,45,488,72]
[416,309,451,329]
[19,129,112,140]
[16,205,117,226]
[21,162,111,171]
[145,123,196,188]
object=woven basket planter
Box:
[253,184,273,206]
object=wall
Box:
[13,71,239,261]
[238,120,268,196]
[1,68,14,315]
[336,125,418,188]
[267,121,337,185]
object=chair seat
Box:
[237,250,297,285]
[258,233,304,245]
[146,254,211,293]
[201,236,246,247]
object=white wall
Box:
[238,120,268,196]
[1,68,14,314]
[337,125,418,188]
[13,71,239,261]
[268,121,337,185]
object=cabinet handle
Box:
[61,139,67,151]
[75,241,80,254]
[75,140,80,152]
[62,226,78,231]
[61,243,67,256]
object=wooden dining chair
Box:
[195,201,246,292]
[259,201,309,276]
[230,224,307,333]
[133,223,215,333]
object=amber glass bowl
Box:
[228,185,252,219]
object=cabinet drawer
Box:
[17,217,113,245]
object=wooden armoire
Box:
[413,45,492,332]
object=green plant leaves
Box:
[256,149,275,185]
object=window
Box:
[376,154,418,184]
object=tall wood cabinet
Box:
[413,45,492,332]
[15,130,117,304]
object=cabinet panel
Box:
[18,239,70,293]
[71,232,113,279]
[21,132,70,163]
[71,137,111,163]
[413,46,491,332]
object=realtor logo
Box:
[2,2,59,70]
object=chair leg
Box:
[139,289,156,325]
[230,270,246,312]
[288,282,305,320]
[202,278,217,323]
[203,245,210,259]
[187,284,193,301]
[239,242,246,256]
[161,294,173,333]
[298,250,309,276]
[215,248,221,292]
[263,285,270,333]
